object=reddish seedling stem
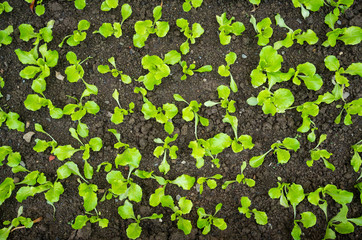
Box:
[30,0,36,13]
[10,217,43,232]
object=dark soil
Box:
[1,0,361,239]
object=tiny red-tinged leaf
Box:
[49,155,55,162]
[30,0,35,13]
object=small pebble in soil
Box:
[196,184,200,192]
[6,94,10,101]
[26,121,30,128]
[297,18,302,24]
[337,20,342,25]
[176,195,181,201]
[343,92,350,99]
[242,54,247,58]
[181,160,186,164]
[23,131,35,143]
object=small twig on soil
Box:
[251,5,259,12]
[10,217,43,232]
[30,0,36,13]
[161,0,163,7]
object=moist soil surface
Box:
[1,0,362,239]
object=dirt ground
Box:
[0,0,361,239]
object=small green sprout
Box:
[0,178,15,206]
[118,200,163,239]
[250,16,273,46]
[323,26,362,47]
[0,1,12,15]
[292,62,323,91]
[24,0,45,16]
[222,162,255,189]
[183,0,203,12]
[98,57,132,84]
[291,0,324,19]
[274,14,318,50]
[0,146,28,173]
[250,136,300,168]
[216,12,245,45]
[291,212,317,240]
[59,20,91,47]
[18,20,54,46]
[324,0,353,30]
[72,214,108,229]
[205,85,236,114]
[176,18,204,55]
[33,123,58,154]
[71,0,86,10]
[154,134,179,175]
[180,60,212,80]
[197,174,222,194]
[133,5,169,48]
[197,203,227,234]
[94,4,132,38]
[350,140,362,181]
[306,134,334,171]
[0,108,25,132]
[100,0,119,11]
[0,26,13,47]
[0,206,35,240]
[110,89,134,125]
[218,52,238,92]
[65,51,92,83]
[238,196,268,225]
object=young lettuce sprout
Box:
[71,0,86,10]
[292,0,324,19]
[274,14,318,50]
[216,12,245,45]
[249,136,300,168]
[118,200,163,239]
[306,134,334,171]
[176,18,204,55]
[222,162,255,189]
[18,20,54,46]
[72,214,108,230]
[0,146,28,173]
[197,174,223,195]
[0,26,13,47]
[268,178,305,219]
[110,89,134,125]
[133,5,169,48]
[33,123,58,154]
[183,0,203,12]
[0,1,12,15]
[291,212,317,240]
[250,16,273,46]
[173,93,209,140]
[197,203,227,235]
[180,60,212,80]
[0,178,15,206]
[24,0,45,16]
[98,57,132,84]
[350,140,362,181]
[0,108,25,132]
[238,196,268,225]
[154,134,179,175]
[205,85,236,114]
[94,4,132,37]
[218,52,238,92]
[59,20,91,47]
[324,0,353,30]
[65,51,92,83]
[323,25,362,47]
[100,0,119,11]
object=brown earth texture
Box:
[0,0,362,240]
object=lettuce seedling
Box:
[57,161,88,183]
[65,51,92,83]
[18,20,54,46]
[205,85,236,114]
[355,182,362,204]
[183,0,203,12]
[296,101,319,134]
[268,179,305,219]
[291,211,317,240]
[15,43,59,96]
[292,62,323,91]
[100,0,119,11]
[98,57,132,84]
[118,200,163,239]
[222,162,255,189]
[161,196,193,235]
[59,20,90,47]
[216,12,245,45]
[71,0,86,10]
[0,178,15,206]
[307,134,334,171]
[189,133,231,168]
[350,140,362,181]
[0,1,12,14]
[180,60,212,80]
[154,134,178,175]
[197,174,223,194]
[250,136,300,168]
[292,0,324,19]
[323,26,362,47]
[24,94,63,119]
[176,18,204,55]
[174,94,209,140]
[218,52,238,92]
[250,16,273,46]
[0,146,28,173]
[0,108,25,132]
[78,182,98,211]
[0,206,35,240]
[238,196,268,225]
[323,204,362,239]
[0,26,13,47]
[335,98,362,126]
[72,214,108,230]
[197,203,227,235]
[110,89,134,125]
[274,14,318,50]
[138,55,170,90]
[24,0,45,16]
[136,87,178,134]
[308,184,353,222]
[94,4,132,37]
[324,0,353,30]
[133,5,169,48]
